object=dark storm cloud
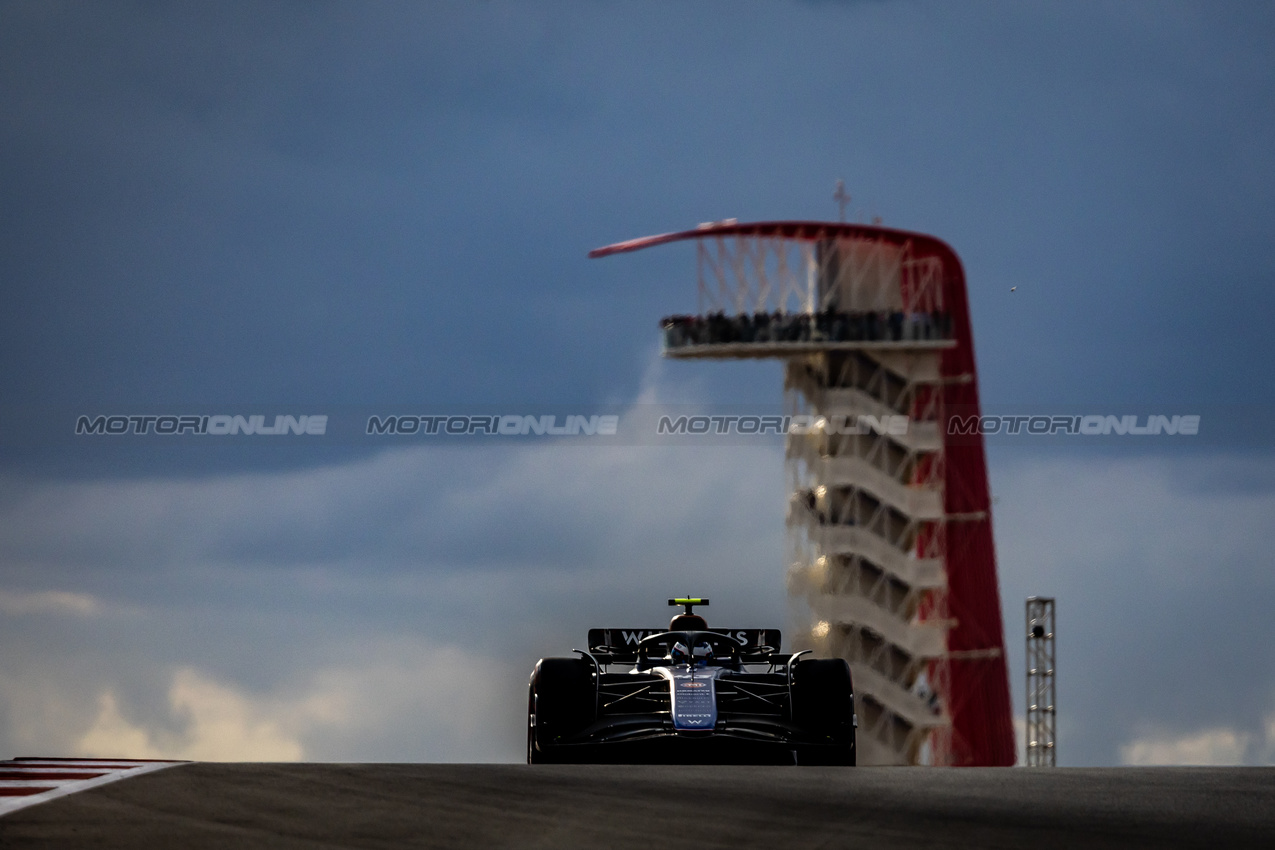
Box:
[4,2,1275,428]
[0,442,784,575]
[0,2,611,407]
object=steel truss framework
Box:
[1025,597,1057,767]
[694,234,946,317]
[589,221,1016,767]
[786,347,956,765]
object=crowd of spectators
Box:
[660,308,952,348]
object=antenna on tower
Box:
[833,179,850,223]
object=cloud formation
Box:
[0,433,787,763]
[78,674,303,762]
[0,589,100,617]
[1120,726,1253,767]
[72,643,511,762]
[2,435,1274,764]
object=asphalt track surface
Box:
[1,764,1272,849]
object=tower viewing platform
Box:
[659,309,955,359]
[591,218,1014,766]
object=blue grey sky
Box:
[2,1,1274,765]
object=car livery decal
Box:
[657,667,721,730]
[589,628,781,654]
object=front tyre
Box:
[792,658,856,766]
[527,657,594,764]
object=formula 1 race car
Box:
[527,598,856,765]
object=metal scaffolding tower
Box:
[1025,596,1056,766]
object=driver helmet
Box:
[692,640,714,666]
[668,641,690,665]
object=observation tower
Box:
[590,219,1015,766]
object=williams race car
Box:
[527,598,856,765]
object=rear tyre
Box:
[791,658,856,766]
[527,657,594,764]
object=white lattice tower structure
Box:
[785,356,953,763]
[781,238,955,766]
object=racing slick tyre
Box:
[791,658,856,766]
[528,657,595,764]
